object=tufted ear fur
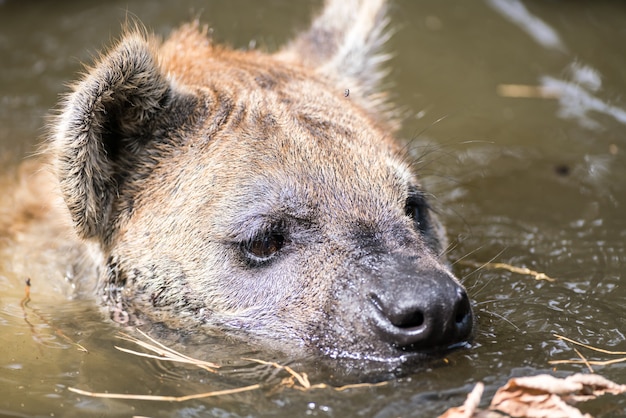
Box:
[51,33,174,242]
[276,0,393,121]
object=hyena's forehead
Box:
[186,72,415,193]
[201,144,417,241]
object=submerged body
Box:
[1,0,472,370]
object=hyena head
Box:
[51,0,473,368]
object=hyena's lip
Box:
[397,339,474,361]
[390,324,475,355]
[320,338,473,365]
[314,340,474,381]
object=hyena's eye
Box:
[405,189,429,233]
[241,233,286,265]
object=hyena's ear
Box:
[276,0,393,119]
[51,33,180,241]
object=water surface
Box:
[1,1,625,417]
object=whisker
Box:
[479,309,521,332]
[458,248,508,294]
[472,299,500,306]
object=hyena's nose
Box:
[370,283,473,350]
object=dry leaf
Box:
[563,373,626,402]
[438,382,484,418]
[490,373,626,418]
[438,374,625,418]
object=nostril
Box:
[370,293,426,330]
[454,289,472,334]
[369,286,473,350]
[390,309,424,329]
[455,309,466,324]
[454,293,471,323]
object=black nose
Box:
[370,285,473,350]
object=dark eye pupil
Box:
[248,234,285,259]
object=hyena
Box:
[1,0,473,368]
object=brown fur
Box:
[1,0,472,368]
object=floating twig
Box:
[68,384,261,402]
[20,278,88,353]
[554,334,626,355]
[71,329,388,402]
[549,357,626,367]
[116,329,219,372]
[550,334,626,369]
[244,358,311,388]
[497,84,562,99]
[244,358,388,391]
[20,278,31,307]
[459,260,556,282]
[573,347,594,373]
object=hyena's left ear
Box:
[276,0,394,121]
[50,32,194,242]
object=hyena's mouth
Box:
[313,338,474,382]
[314,297,473,369]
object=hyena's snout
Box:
[366,256,473,352]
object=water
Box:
[1,0,625,417]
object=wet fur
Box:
[1,0,472,365]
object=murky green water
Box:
[1,1,625,417]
